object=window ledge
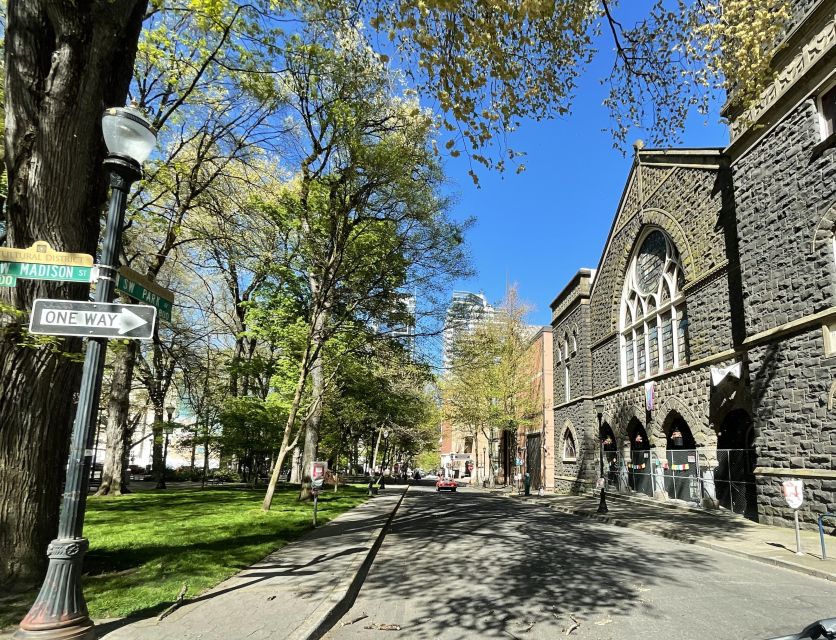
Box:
[812,131,836,160]
[562,457,577,463]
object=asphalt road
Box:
[326,483,836,640]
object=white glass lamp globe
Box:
[101,105,157,164]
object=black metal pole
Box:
[16,156,140,640]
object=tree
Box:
[346,0,792,166]
[218,397,282,485]
[0,1,147,587]
[258,24,470,509]
[97,0,284,495]
[442,288,537,488]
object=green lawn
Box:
[1,485,366,629]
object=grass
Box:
[1,485,367,629]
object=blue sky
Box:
[439,5,728,327]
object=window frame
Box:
[817,78,836,141]
[619,228,688,386]
[562,428,577,462]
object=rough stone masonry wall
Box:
[592,335,620,395]
[553,293,595,493]
[734,99,836,333]
[553,302,593,403]
[748,328,836,528]
[554,399,597,494]
[733,85,836,528]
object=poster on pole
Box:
[311,461,327,490]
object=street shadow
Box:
[349,490,722,638]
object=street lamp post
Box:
[16,105,156,640]
[163,404,176,479]
[595,400,608,515]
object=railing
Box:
[601,448,758,517]
[819,512,836,560]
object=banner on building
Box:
[711,362,742,386]
[644,381,655,412]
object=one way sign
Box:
[29,299,156,340]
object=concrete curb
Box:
[289,487,408,640]
[546,502,836,584]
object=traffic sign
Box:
[116,266,174,321]
[783,479,804,509]
[0,261,95,286]
[28,299,156,340]
[0,241,93,266]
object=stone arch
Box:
[609,215,695,343]
[611,403,646,446]
[652,396,705,447]
[809,199,836,255]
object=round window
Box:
[635,230,666,295]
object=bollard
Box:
[819,512,835,561]
[794,509,803,555]
[597,487,608,514]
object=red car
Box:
[436,477,457,492]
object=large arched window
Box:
[620,228,688,384]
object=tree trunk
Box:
[299,308,326,501]
[152,407,165,489]
[289,447,301,483]
[201,422,210,488]
[0,1,147,588]
[96,340,138,496]
[261,351,310,510]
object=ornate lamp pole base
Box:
[14,539,95,640]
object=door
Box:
[526,433,542,490]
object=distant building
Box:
[388,293,417,358]
[442,291,495,372]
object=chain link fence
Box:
[601,448,758,518]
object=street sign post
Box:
[116,266,175,321]
[0,261,95,286]
[311,461,327,528]
[783,479,805,555]
[28,299,156,340]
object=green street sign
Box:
[0,261,95,285]
[116,266,175,322]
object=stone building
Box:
[552,0,836,528]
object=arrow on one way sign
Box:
[28,299,156,340]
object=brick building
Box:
[552,0,836,528]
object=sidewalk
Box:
[517,491,836,582]
[98,487,407,640]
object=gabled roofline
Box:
[587,147,725,301]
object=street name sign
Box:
[116,266,174,322]
[0,261,95,287]
[0,241,94,266]
[29,299,156,340]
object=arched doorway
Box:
[664,415,698,502]
[716,410,757,519]
[600,423,619,489]
[628,419,652,497]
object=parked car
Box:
[436,477,457,492]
